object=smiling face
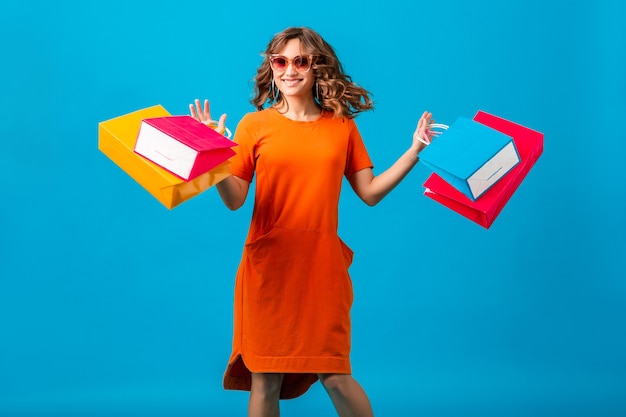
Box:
[272,38,316,105]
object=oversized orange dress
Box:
[222,108,373,399]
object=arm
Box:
[190,98,250,210]
[348,111,434,206]
[216,174,250,210]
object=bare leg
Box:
[248,373,284,417]
[318,374,374,417]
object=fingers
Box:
[190,98,216,124]
[414,128,431,145]
[189,102,199,120]
[217,113,227,131]
[414,111,437,145]
[417,111,432,131]
[190,98,207,122]
[196,99,207,122]
[205,101,230,138]
[203,99,212,120]
[189,99,230,137]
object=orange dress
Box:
[222,108,373,399]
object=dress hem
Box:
[223,353,352,399]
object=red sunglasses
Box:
[269,54,314,73]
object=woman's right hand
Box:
[189,98,227,135]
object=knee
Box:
[318,373,351,396]
[251,373,284,398]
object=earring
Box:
[315,82,321,103]
[270,79,279,101]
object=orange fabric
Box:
[223,108,373,399]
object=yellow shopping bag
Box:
[98,105,231,209]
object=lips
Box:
[281,79,302,87]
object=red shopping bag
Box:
[134,115,236,181]
[422,111,543,228]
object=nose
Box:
[284,62,298,75]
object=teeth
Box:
[282,80,300,88]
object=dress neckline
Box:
[269,106,327,123]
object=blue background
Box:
[1,0,625,416]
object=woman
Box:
[190,26,434,417]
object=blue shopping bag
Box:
[419,116,520,201]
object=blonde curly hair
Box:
[251,27,374,118]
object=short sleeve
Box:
[228,113,257,183]
[344,119,373,178]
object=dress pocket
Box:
[243,227,285,277]
[338,237,354,269]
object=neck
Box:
[275,97,321,121]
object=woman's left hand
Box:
[412,111,436,155]
[189,98,227,135]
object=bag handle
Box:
[417,123,449,145]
